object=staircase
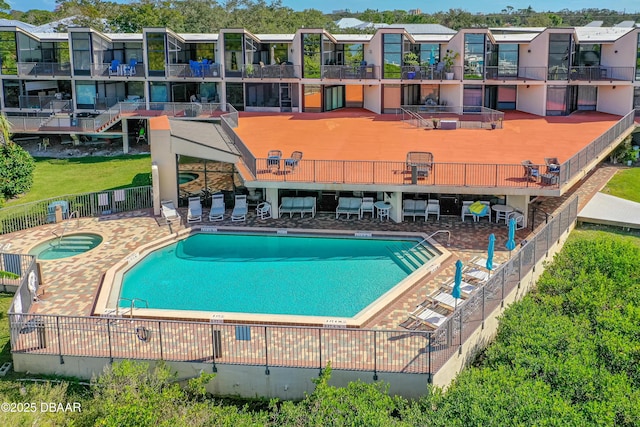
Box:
[388,242,439,274]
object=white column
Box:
[265,188,279,218]
[385,191,403,223]
[152,162,160,216]
[506,195,528,222]
[121,119,129,154]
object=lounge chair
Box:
[407,305,448,329]
[470,256,501,271]
[256,202,272,220]
[187,196,202,223]
[231,195,248,222]
[426,199,440,221]
[427,291,464,311]
[336,197,362,219]
[360,197,375,218]
[161,200,181,225]
[442,280,477,298]
[463,267,489,284]
[208,193,225,221]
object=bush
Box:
[0,142,35,200]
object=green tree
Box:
[0,114,35,204]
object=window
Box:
[146,32,166,77]
[548,33,571,80]
[71,32,91,75]
[636,34,640,80]
[464,34,485,79]
[224,33,242,76]
[383,34,402,79]
[302,33,321,78]
[0,32,17,75]
[463,85,482,111]
[575,44,601,67]
[546,85,567,115]
[497,44,518,77]
[419,44,440,66]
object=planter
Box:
[491,123,497,130]
[407,71,416,79]
[445,72,454,80]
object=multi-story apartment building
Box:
[0,21,638,221]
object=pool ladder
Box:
[117,298,149,319]
[51,210,80,246]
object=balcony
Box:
[91,62,144,78]
[242,63,300,79]
[320,64,378,80]
[167,62,221,78]
[568,66,635,82]
[17,95,71,112]
[396,66,462,81]
[17,62,71,77]
[484,66,547,81]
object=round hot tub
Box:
[29,233,103,260]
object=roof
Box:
[412,34,455,43]
[169,120,238,155]
[255,34,295,42]
[574,26,634,43]
[491,32,540,43]
[0,19,36,31]
[105,33,143,42]
[332,34,373,43]
[387,23,456,34]
[178,33,219,42]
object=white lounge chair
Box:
[187,196,202,223]
[442,280,477,298]
[464,267,490,283]
[470,256,501,271]
[407,305,448,329]
[231,195,248,222]
[508,210,526,230]
[208,193,225,221]
[161,200,181,225]
[429,292,464,311]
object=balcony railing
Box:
[241,64,300,79]
[391,65,462,81]
[17,62,71,77]
[321,64,378,80]
[91,63,144,77]
[167,63,221,78]
[484,66,547,81]
[568,66,636,82]
[16,95,71,112]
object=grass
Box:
[601,167,640,203]
[4,155,151,207]
[0,293,13,366]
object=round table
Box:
[374,201,391,221]
[491,205,514,223]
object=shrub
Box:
[0,142,35,200]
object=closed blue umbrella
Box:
[486,233,495,273]
[506,217,517,254]
[429,47,436,66]
[452,260,463,310]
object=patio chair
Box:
[231,195,248,222]
[470,256,501,271]
[108,59,120,76]
[406,151,433,177]
[360,197,375,219]
[208,193,225,221]
[255,202,272,220]
[521,160,540,182]
[187,196,202,223]
[267,149,282,173]
[508,210,526,230]
[463,266,489,284]
[441,279,477,298]
[461,201,474,222]
[544,157,560,174]
[284,151,303,173]
[124,59,137,76]
[426,291,464,311]
[161,200,181,225]
[470,200,491,222]
[336,197,362,219]
[426,199,440,221]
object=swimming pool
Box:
[29,233,103,260]
[117,231,443,320]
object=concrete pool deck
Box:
[0,162,620,329]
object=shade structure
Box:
[506,217,517,252]
[452,260,463,300]
[486,233,495,272]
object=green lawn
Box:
[5,155,151,206]
[601,167,640,203]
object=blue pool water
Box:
[120,233,434,317]
[29,233,103,260]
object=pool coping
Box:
[94,226,451,327]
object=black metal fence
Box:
[0,186,153,235]
[8,197,578,377]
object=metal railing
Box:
[17,62,71,77]
[7,197,578,378]
[0,186,153,236]
[91,63,144,78]
[6,116,49,132]
[320,64,378,80]
[0,253,35,291]
[168,63,222,78]
[402,105,504,129]
[401,107,432,129]
[568,66,636,82]
[385,65,462,81]
[7,255,37,313]
[241,64,300,79]
[558,109,636,186]
[17,95,71,112]
[484,66,547,81]
[220,104,257,177]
